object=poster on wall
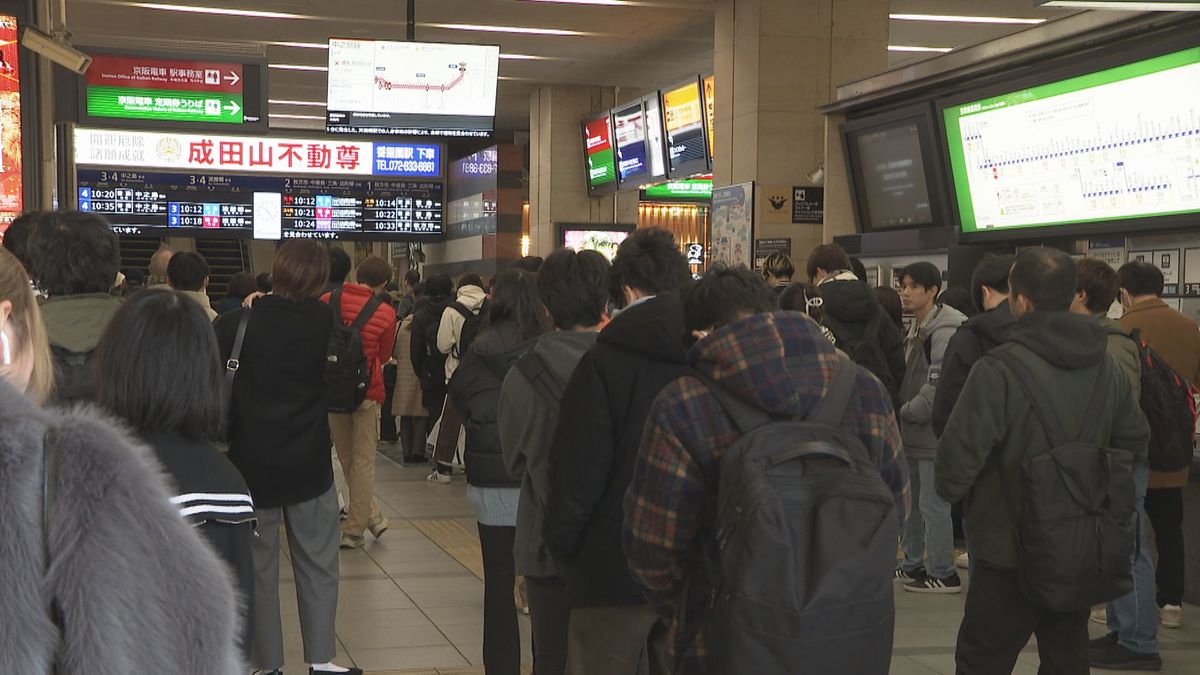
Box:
[754,238,792,271]
[710,182,753,268]
[0,13,22,233]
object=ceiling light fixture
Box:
[268,63,328,72]
[520,0,628,5]
[888,45,954,53]
[126,2,308,19]
[269,113,325,120]
[425,22,587,36]
[266,41,329,49]
[269,99,326,107]
[890,13,1046,24]
[1036,0,1200,7]
[500,53,551,61]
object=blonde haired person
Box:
[0,248,242,672]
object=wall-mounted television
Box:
[612,100,650,187]
[582,113,618,196]
[557,223,634,260]
[661,77,709,178]
[843,105,949,234]
[941,44,1200,241]
[326,39,499,138]
[642,93,668,180]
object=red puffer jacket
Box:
[321,283,398,403]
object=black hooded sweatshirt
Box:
[818,276,906,404]
[932,299,1017,437]
[544,294,689,607]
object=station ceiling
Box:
[65,0,1082,134]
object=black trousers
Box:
[380,367,398,441]
[956,563,1089,675]
[477,523,521,675]
[1145,486,1185,607]
[398,416,429,462]
[526,575,570,675]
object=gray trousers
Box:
[251,485,341,669]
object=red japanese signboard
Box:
[0,13,22,233]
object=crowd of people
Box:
[0,208,1196,675]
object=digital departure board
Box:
[77,169,443,239]
[944,46,1200,236]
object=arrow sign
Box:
[225,100,241,116]
[224,71,240,87]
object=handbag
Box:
[221,309,252,443]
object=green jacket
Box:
[39,293,123,353]
[935,311,1149,569]
[1099,314,1141,400]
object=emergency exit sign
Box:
[84,55,249,125]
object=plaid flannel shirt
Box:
[623,312,909,674]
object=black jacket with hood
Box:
[817,275,906,404]
[409,293,453,410]
[544,294,689,606]
[935,311,1149,569]
[932,299,1017,437]
[449,320,533,488]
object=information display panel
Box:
[643,94,667,179]
[943,46,1200,238]
[326,39,499,137]
[77,168,443,239]
[582,113,617,195]
[662,78,709,178]
[612,101,649,186]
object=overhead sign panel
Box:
[583,114,617,195]
[662,78,709,178]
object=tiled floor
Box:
[270,450,1200,674]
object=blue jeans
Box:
[901,457,956,579]
[1106,464,1158,655]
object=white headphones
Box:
[0,325,10,366]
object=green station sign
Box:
[642,178,713,200]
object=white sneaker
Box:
[1160,604,1183,629]
[955,552,969,570]
[1091,607,1108,625]
[368,516,390,539]
[339,533,364,549]
[426,470,451,485]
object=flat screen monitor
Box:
[942,45,1200,240]
[661,78,709,178]
[558,224,633,260]
[582,113,618,196]
[612,101,650,187]
[643,94,667,180]
[326,39,499,138]
[843,107,948,233]
[77,168,443,240]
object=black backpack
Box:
[1109,327,1198,472]
[824,310,896,400]
[326,288,383,413]
[50,345,96,404]
[699,354,898,675]
[450,298,489,360]
[420,307,449,395]
[992,349,1135,612]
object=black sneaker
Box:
[894,567,927,582]
[1090,632,1120,649]
[1088,642,1162,671]
[904,572,963,594]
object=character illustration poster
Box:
[710,182,753,268]
[0,14,21,236]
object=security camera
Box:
[806,164,826,186]
[21,26,91,75]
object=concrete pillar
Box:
[528,85,618,257]
[713,0,888,257]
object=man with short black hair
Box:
[937,248,1149,674]
[624,265,908,674]
[324,248,352,294]
[29,210,124,403]
[1117,260,1200,636]
[544,227,692,675]
[167,251,217,320]
[395,268,421,321]
[806,243,906,403]
[2,210,44,277]
[499,248,612,675]
[896,262,966,593]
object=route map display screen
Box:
[77,169,443,240]
[943,47,1200,236]
[662,79,708,178]
[326,39,500,138]
[849,122,934,230]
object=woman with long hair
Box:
[449,269,551,675]
[0,247,241,672]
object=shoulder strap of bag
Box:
[350,295,383,332]
[993,349,1110,445]
[807,353,859,427]
[225,307,252,382]
[516,350,566,403]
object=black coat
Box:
[409,295,452,411]
[449,321,532,488]
[544,295,689,607]
[818,277,906,405]
[214,296,334,509]
[932,300,1016,437]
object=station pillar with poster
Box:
[710,0,889,266]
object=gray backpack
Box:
[700,354,898,675]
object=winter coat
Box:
[1120,298,1200,489]
[449,320,534,488]
[1099,315,1141,400]
[438,284,488,379]
[410,294,453,411]
[623,312,910,675]
[816,272,907,404]
[39,292,124,404]
[392,317,429,418]
[898,304,966,460]
[499,330,599,578]
[141,430,255,662]
[936,311,1150,569]
[178,289,219,321]
[322,283,398,403]
[214,296,334,509]
[544,294,689,607]
[932,300,1016,437]
[0,380,242,673]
